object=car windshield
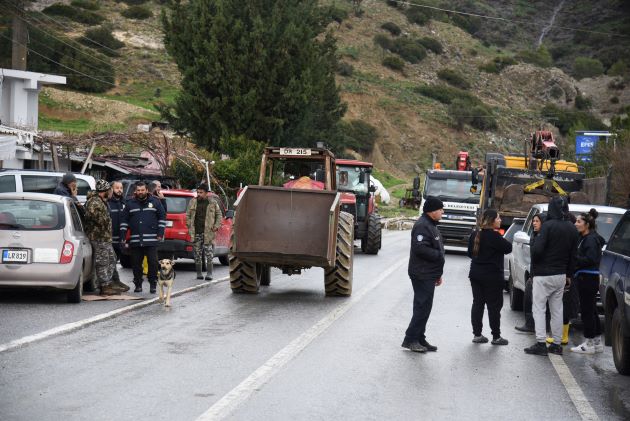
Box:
[336,166,368,194]
[582,212,622,243]
[424,176,479,203]
[165,196,192,214]
[0,199,65,230]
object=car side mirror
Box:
[513,231,530,244]
[470,185,478,194]
[369,185,376,193]
[225,209,235,219]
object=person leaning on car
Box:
[186,183,222,281]
[54,172,84,214]
[84,180,120,296]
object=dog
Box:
[157,259,176,307]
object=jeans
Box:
[470,278,504,338]
[576,274,602,338]
[131,246,158,284]
[533,274,566,343]
[404,277,436,342]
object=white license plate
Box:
[2,249,28,263]
[279,148,311,156]
[166,221,173,227]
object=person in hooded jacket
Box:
[525,196,578,356]
[515,213,545,333]
[468,209,513,345]
[571,209,606,354]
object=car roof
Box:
[162,189,196,197]
[0,169,94,179]
[531,203,627,215]
[0,192,71,203]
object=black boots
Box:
[515,313,535,333]
[133,280,142,293]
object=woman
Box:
[515,213,545,333]
[571,209,605,354]
[468,209,513,345]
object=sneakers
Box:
[420,340,437,352]
[401,340,427,353]
[99,283,120,296]
[491,337,509,346]
[548,343,563,355]
[205,275,213,281]
[196,275,204,280]
[472,335,489,343]
[524,342,548,356]
[571,340,595,354]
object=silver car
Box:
[0,192,93,303]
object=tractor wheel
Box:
[229,254,260,293]
[363,213,381,255]
[325,211,354,297]
[260,265,271,286]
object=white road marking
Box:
[0,276,229,354]
[549,354,600,421]
[196,259,407,421]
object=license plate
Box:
[2,249,28,263]
[166,221,173,227]
[279,148,311,156]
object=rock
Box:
[382,216,417,230]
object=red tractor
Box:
[455,151,471,171]
[336,159,382,254]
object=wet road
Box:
[1,230,629,420]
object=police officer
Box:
[120,181,166,293]
[108,180,129,292]
[186,183,223,280]
[85,180,119,296]
[401,196,445,353]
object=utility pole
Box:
[11,1,28,71]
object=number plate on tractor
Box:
[279,148,311,156]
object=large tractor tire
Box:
[325,211,354,297]
[363,213,381,255]
[229,254,260,293]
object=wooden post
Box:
[38,142,44,169]
[81,140,97,174]
[11,2,27,71]
[50,142,60,171]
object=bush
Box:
[405,8,430,26]
[448,100,497,131]
[549,85,564,99]
[382,55,405,72]
[608,60,628,77]
[437,68,470,90]
[392,38,426,64]
[322,5,349,24]
[611,96,620,104]
[71,0,100,10]
[479,55,517,73]
[449,14,481,35]
[43,4,104,25]
[380,22,401,36]
[572,57,605,80]
[373,34,393,51]
[339,120,378,153]
[337,61,354,77]
[516,46,553,68]
[121,5,152,19]
[575,94,592,110]
[117,0,148,5]
[414,84,481,105]
[417,37,443,54]
[540,104,607,136]
[608,79,626,90]
[385,0,402,8]
[79,26,125,56]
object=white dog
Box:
[157,259,176,307]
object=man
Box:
[525,196,578,356]
[402,196,445,353]
[120,181,166,293]
[108,180,129,292]
[84,180,119,296]
[186,183,223,280]
[149,180,168,213]
[54,172,78,198]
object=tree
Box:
[162,0,346,152]
[573,57,604,80]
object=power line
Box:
[391,0,630,38]
[0,31,116,87]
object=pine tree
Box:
[162,0,346,151]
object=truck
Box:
[335,159,382,254]
[600,210,630,375]
[229,146,354,296]
[421,169,479,249]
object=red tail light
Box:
[60,241,74,264]
[499,229,505,236]
[185,245,193,252]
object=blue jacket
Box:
[108,196,126,242]
[408,214,445,281]
[120,195,166,247]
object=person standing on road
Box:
[515,213,545,334]
[524,196,578,356]
[186,183,223,280]
[85,180,119,296]
[467,209,512,345]
[401,196,445,353]
[107,180,129,292]
[120,181,166,294]
[571,209,605,354]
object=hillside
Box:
[1,0,629,178]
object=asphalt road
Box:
[1,230,629,420]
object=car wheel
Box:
[612,306,630,375]
[218,255,229,266]
[509,274,523,311]
[67,272,83,304]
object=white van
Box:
[0,170,96,203]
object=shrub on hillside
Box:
[392,38,426,63]
[381,22,401,36]
[322,5,349,25]
[337,61,354,77]
[373,34,393,51]
[541,104,607,136]
[573,57,605,80]
[608,60,628,77]
[610,96,620,104]
[339,120,378,154]
[448,99,497,131]
[79,26,125,56]
[414,84,480,106]
[43,4,104,25]
[382,55,405,72]
[117,0,148,5]
[549,85,564,99]
[404,7,429,26]
[417,37,443,54]
[121,5,152,20]
[479,55,517,73]
[71,0,100,10]
[608,79,626,90]
[385,0,403,9]
[437,68,470,90]
[516,46,553,68]
[575,94,592,110]
[449,14,481,35]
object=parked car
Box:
[600,210,630,375]
[0,192,93,303]
[118,177,179,199]
[0,169,96,203]
[503,218,525,289]
[120,189,233,267]
[509,203,626,311]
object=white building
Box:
[0,68,66,168]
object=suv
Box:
[503,218,525,289]
[0,170,96,203]
[509,203,626,311]
[600,210,630,375]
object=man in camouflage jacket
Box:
[186,183,223,280]
[85,180,119,296]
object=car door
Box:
[511,207,538,290]
[604,214,630,320]
[69,202,93,279]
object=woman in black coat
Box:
[468,209,513,345]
